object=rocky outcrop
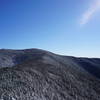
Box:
[0,49,100,100]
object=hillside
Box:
[0,49,100,100]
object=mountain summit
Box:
[0,48,100,100]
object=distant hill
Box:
[0,48,100,100]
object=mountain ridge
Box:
[0,48,100,100]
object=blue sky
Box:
[0,0,100,57]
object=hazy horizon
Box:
[0,0,100,57]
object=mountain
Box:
[0,48,100,100]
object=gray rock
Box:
[0,48,100,100]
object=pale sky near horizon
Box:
[0,0,100,57]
